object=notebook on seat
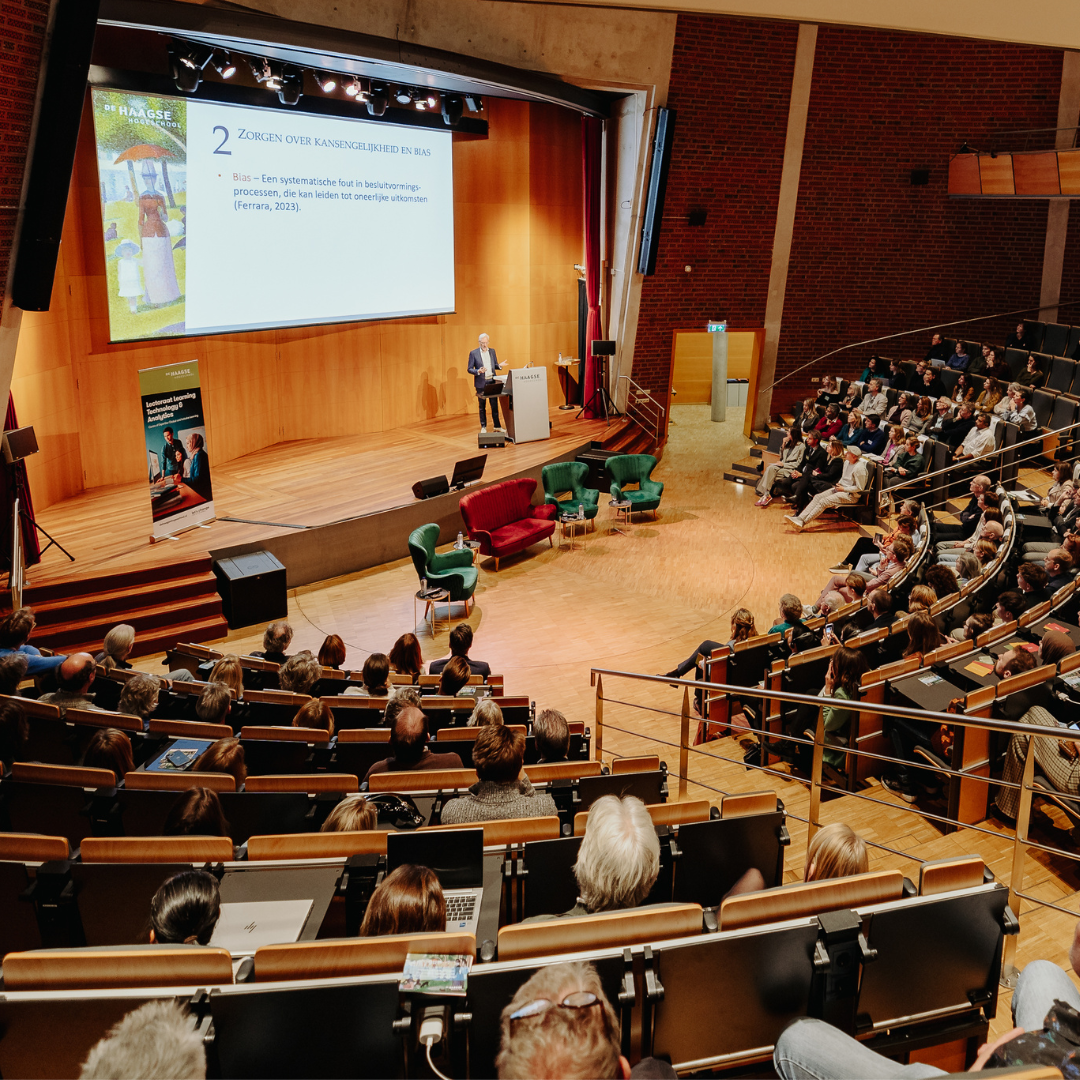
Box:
[386,828,485,935]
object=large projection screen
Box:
[90,88,456,342]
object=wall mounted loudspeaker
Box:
[412,475,450,500]
[2,426,39,465]
[478,432,506,448]
[591,340,617,356]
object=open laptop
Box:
[386,828,485,935]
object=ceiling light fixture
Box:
[313,71,337,93]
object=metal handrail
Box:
[616,375,666,443]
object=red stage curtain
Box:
[1,394,42,570]
[581,116,603,418]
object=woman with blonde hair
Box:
[727,608,757,647]
[881,424,906,467]
[975,376,1003,413]
[209,655,244,699]
[906,585,937,612]
[906,396,933,435]
[321,793,378,833]
[804,823,869,881]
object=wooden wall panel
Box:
[12,97,583,510]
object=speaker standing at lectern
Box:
[468,333,502,433]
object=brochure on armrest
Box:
[145,737,212,772]
[399,953,472,995]
[209,899,314,956]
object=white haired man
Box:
[80,1000,205,1079]
[468,332,503,433]
[785,446,869,531]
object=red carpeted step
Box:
[52,615,229,660]
[23,556,214,605]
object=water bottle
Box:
[457,531,463,548]
[420,577,427,594]
[558,351,563,363]
[578,504,585,521]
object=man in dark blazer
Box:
[468,332,502,432]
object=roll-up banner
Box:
[139,360,214,539]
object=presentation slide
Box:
[90,88,455,342]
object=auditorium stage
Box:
[26,407,613,589]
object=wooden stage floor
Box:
[26,407,611,588]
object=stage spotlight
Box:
[313,71,337,93]
[169,39,213,93]
[212,51,236,79]
[367,83,389,116]
[345,77,359,97]
[465,94,483,113]
[395,86,414,105]
[248,57,283,90]
[441,95,463,126]
[278,66,303,105]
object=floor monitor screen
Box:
[90,88,456,342]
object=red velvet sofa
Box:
[459,478,557,570]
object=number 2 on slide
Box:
[213,126,231,155]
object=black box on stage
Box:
[213,551,287,630]
[577,443,619,490]
[479,432,506,448]
[412,475,450,499]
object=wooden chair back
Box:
[0,832,70,862]
[497,904,703,961]
[254,933,475,981]
[718,870,905,931]
[720,790,778,818]
[247,831,388,860]
[367,767,478,793]
[733,632,782,653]
[867,655,921,685]
[923,639,973,667]
[244,690,311,706]
[786,642,839,669]
[389,673,416,686]
[245,774,359,793]
[524,760,603,783]
[240,725,330,743]
[337,728,391,742]
[1059,651,1080,675]
[567,721,586,736]
[919,856,985,896]
[997,664,1056,698]
[421,816,560,846]
[320,696,384,710]
[574,800,712,836]
[976,620,1017,647]
[148,718,234,740]
[1019,600,1053,626]
[123,769,235,792]
[435,724,527,742]
[177,642,220,660]
[965,685,997,711]
[80,836,234,863]
[65,707,142,733]
[11,761,116,788]
[611,755,660,775]
[0,694,60,719]
[238,655,280,672]
[847,626,888,650]
[3,947,234,990]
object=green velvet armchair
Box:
[605,454,663,518]
[407,523,478,610]
[541,461,600,525]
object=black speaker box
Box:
[591,340,616,356]
[479,432,506,448]
[577,445,619,490]
[412,475,450,499]
[213,551,287,630]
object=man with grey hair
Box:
[785,446,868,530]
[39,652,101,717]
[468,332,502,433]
[572,795,660,913]
[468,697,504,727]
[383,686,422,729]
[278,650,321,695]
[80,1000,205,1079]
[253,621,293,665]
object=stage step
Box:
[600,419,658,457]
[24,557,214,604]
[56,616,229,662]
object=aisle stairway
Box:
[22,556,228,658]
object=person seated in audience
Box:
[117,673,161,721]
[0,607,65,678]
[436,654,475,697]
[388,633,423,683]
[857,380,888,418]
[83,727,134,778]
[937,505,1002,562]
[1005,321,1032,350]
[836,408,863,445]
[775,431,825,503]
[975,375,1003,413]
[320,793,378,833]
[924,397,954,439]
[879,424,906,469]
[920,367,946,399]
[148,869,221,945]
[755,427,806,506]
[815,375,842,407]
[886,358,906,390]
[1004,385,1038,433]
[953,409,994,463]
[791,436,844,514]
[995,702,1080,823]
[785,446,869,531]
[835,512,918,577]
[195,681,232,727]
[208,655,244,699]
[884,391,914,429]
[837,572,867,606]
[441,725,557,824]
[163,787,230,837]
[317,633,346,671]
[1039,629,1075,668]
[80,1000,207,1080]
[818,534,913,609]
[859,356,882,384]
[906,585,937,613]
[95,623,135,673]
[788,647,870,776]
[974,536,1000,568]
[1016,352,1045,388]
[0,652,28,697]
[950,372,976,406]
[951,551,981,585]
[905,395,934,434]
[993,380,1018,419]
[497,961,673,1080]
[804,822,869,881]
[383,686,422,728]
[796,397,822,436]
[346,652,391,697]
[662,607,758,684]
[359,864,445,936]
[813,403,842,441]
[968,342,991,376]
[818,592,845,625]
[983,349,1008,383]
[195,737,247,786]
[863,589,894,631]
[39,653,100,716]
[933,475,993,542]
[279,650,320,695]
[925,562,962,599]
[946,340,970,370]
[1016,562,1052,610]
[1044,547,1074,592]
[429,623,491,678]
[468,697,504,727]
[994,590,1028,627]
[951,611,994,644]
[0,698,27,763]
[251,621,293,664]
[294,697,334,737]
[850,414,886,457]
[923,333,950,367]
[840,379,861,411]
[364,704,463,780]
[903,611,946,658]
[533,708,570,762]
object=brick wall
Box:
[635,14,1068,420]
[0,0,48,302]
